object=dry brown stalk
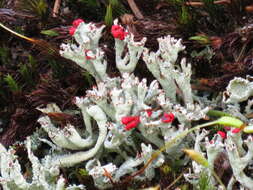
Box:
[53,0,61,17]
[245,4,253,12]
[186,0,231,7]
[126,0,144,19]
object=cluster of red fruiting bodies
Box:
[121,110,175,131]
[69,18,128,40]
[69,19,85,36]
[217,127,241,139]
[110,25,128,40]
[69,19,127,62]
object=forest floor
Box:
[0,0,253,189]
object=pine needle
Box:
[0,23,59,57]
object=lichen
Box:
[1,19,253,190]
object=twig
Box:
[165,169,187,190]
[103,168,115,185]
[214,0,231,5]
[0,23,59,57]
[126,0,144,19]
[235,42,247,63]
[185,1,203,6]
[53,0,61,17]
[186,0,231,7]
[211,170,227,190]
[245,4,253,12]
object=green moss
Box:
[195,171,214,190]
[17,0,48,19]
[4,74,21,93]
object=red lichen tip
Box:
[217,131,226,139]
[124,119,140,131]
[84,50,95,60]
[69,27,76,36]
[111,25,128,40]
[232,128,241,134]
[72,18,84,28]
[145,109,153,117]
[121,116,136,125]
[224,126,231,131]
[121,116,140,131]
[161,113,175,123]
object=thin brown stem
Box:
[186,0,231,7]
[53,0,61,17]
[245,4,253,12]
[126,0,144,19]
[165,169,187,190]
